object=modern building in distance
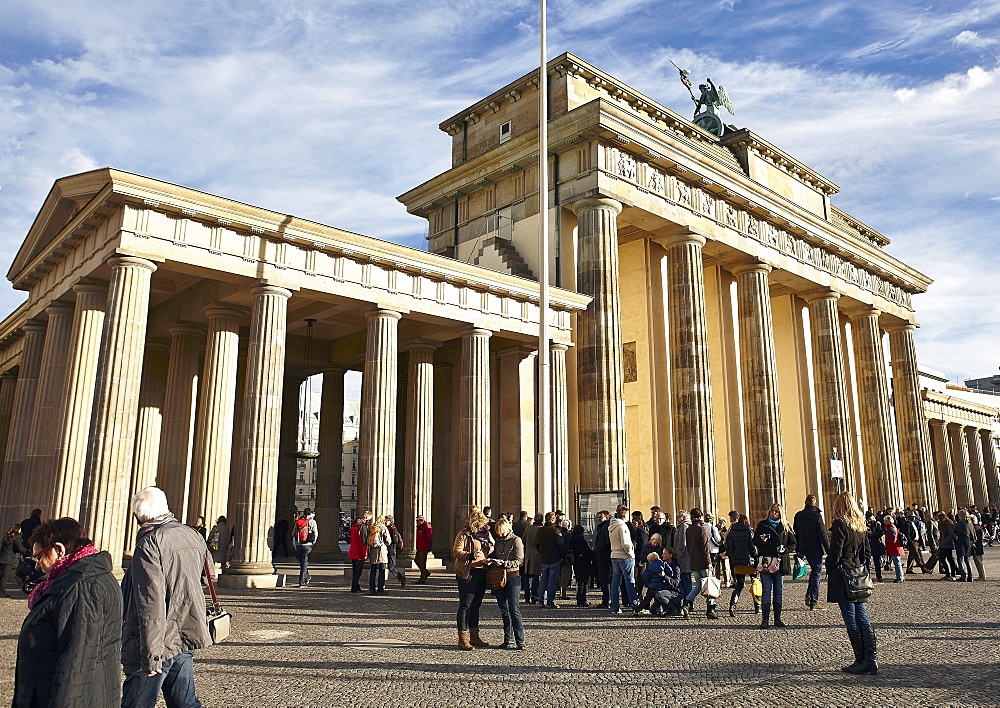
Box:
[965,370,1000,395]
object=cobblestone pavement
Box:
[2,549,999,707]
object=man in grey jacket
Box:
[121,487,211,708]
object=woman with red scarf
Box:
[13,517,122,707]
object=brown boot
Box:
[469,627,490,648]
[457,630,474,651]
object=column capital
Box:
[167,322,206,338]
[321,365,350,376]
[849,307,882,321]
[401,339,440,354]
[461,327,493,339]
[886,322,918,333]
[72,282,108,297]
[803,289,841,304]
[249,284,292,300]
[497,345,536,361]
[928,418,947,429]
[964,424,981,433]
[108,255,157,273]
[550,341,571,352]
[568,196,623,216]
[659,230,707,249]
[44,301,74,317]
[0,370,16,381]
[204,303,246,321]
[946,421,964,431]
[731,260,773,277]
[364,308,402,323]
[21,320,47,336]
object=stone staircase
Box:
[472,237,534,279]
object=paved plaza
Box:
[1,549,998,707]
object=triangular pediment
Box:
[7,168,114,285]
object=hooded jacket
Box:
[608,517,634,559]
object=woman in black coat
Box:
[1,523,29,598]
[569,525,594,607]
[827,491,878,675]
[723,514,756,616]
[14,517,123,707]
[751,503,796,629]
[865,513,886,582]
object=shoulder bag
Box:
[487,541,513,590]
[839,563,874,601]
[203,555,231,643]
[699,572,721,599]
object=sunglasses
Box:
[31,546,51,560]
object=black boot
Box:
[729,592,739,617]
[847,626,879,675]
[759,602,771,629]
[773,602,786,627]
[842,629,865,672]
[706,600,718,620]
[753,599,760,614]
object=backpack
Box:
[297,519,315,544]
[368,524,384,547]
[390,526,403,551]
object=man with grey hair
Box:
[121,486,211,708]
[674,510,692,599]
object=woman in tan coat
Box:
[453,510,492,650]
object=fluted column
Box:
[948,423,972,507]
[431,363,454,558]
[497,348,535,515]
[663,232,716,513]
[929,420,956,511]
[551,342,570,517]
[459,328,491,513]
[156,323,204,521]
[24,302,75,509]
[80,256,156,569]
[805,291,855,511]
[52,284,108,517]
[888,324,937,509]
[124,341,169,559]
[0,322,46,522]
[733,262,785,520]
[312,367,346,560]
[571,197,627,491]
[965,426,988,509]
[850,309,901,510]
[402,342,437,559]
[0,372,18,483]
[980,429,999,507]
[357,309,401,520]
[223,284,291,586]
[188,306,242,525]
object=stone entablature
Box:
[5,170,588,348]
[923,389,999,429]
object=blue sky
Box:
[1,0,998,385]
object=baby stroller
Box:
[15,555,43,595]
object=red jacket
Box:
[348,521,369,561]
[883,523,904,556]
[416,522,433,552]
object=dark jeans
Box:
[730,573,747,603]
[121,650,201,708]
[350,559,365,591]
[805,554,823,605]
[838,601,872,631]
[939,549,955,576]
[457,568,488,631]
[273,536,288,557]
[493,576,525,645]
[539,561,561,606]
[0,563,13,595]
[870,553,884,581]
[760,571,784,604]
[296,543,313,585]
[573,561,591,605]
[523,574,540,603]
[653,588,683,613]
[954,545,973,581]
[678,566,692,598]
[369,563,386,593]
[386,552,405,584]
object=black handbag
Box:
[840,563,874,601]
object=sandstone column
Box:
[431,363,454,558]
[929,420,956,512]
[497,348,536,515]
[980,429,999,507]
[805,291,855,511]
[571,197,627,491]
[24,302,74,509]
[124,341,169,558]
[356,309,401,520]
[888,324,937,509]
[551,342,571,517]
[850,309,901,510]
[948,422,972,507]
[402,342,437,559]
[80,256,156,569]
[460,327,491,513]
[0,372,18,484]
[52,284,108,518]
[312,367,346,560]
[733,262,784,520]
[223,285,291,587]
[157,323,204,519]
[275,377,303,525]
[188,306,242,526]
[965,426,988,510]
[663,232,716,514]
[0,322,46,522]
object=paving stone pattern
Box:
[1,550,999,707]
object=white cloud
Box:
[954,30,999,48]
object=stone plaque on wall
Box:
[623,341,637,383]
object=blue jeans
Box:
[890,555,904,581]
[493,576,525,645]
[296,543,313,585]
[838,601,872,631]
[954,547,972,581]
[806,554,823,605]
[122,650,202,708]
[760,572,784,604]
[610,558,637,612]
[539,561,561,606]
[685,568,710,604]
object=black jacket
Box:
[1,536,29,565]
[723,522,753,567]
[866,520,886,556]
[826,519,871,604]
[792,505,830,558]
[752,519,797,575]
[536,523,566,565]
[15,551,123,707]
[594,519,611,561]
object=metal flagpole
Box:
[536,0,552,515]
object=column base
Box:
[218,573,281,589]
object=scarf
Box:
[767,516,781,529]
[28,544,99,610]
